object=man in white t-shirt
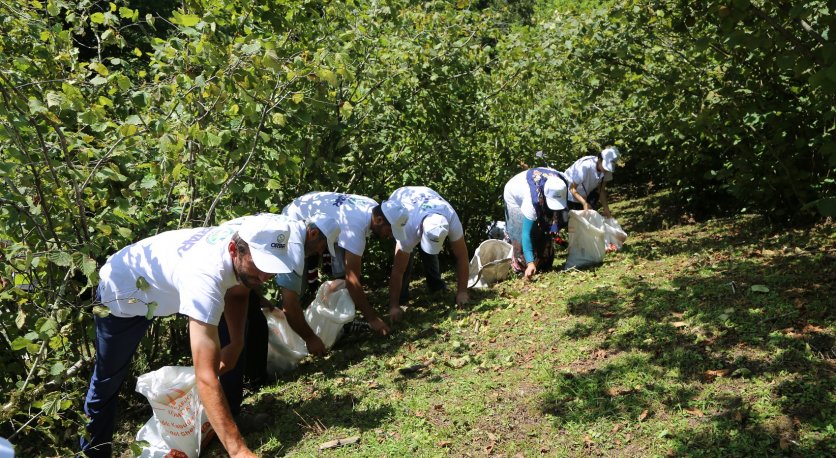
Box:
[282,192,409,338]
[80,213,339,458]
[565,146,620,217]
[385,186,470,322]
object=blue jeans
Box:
[399,248,447,305]
[80,311,245,457]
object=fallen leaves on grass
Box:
[638,409,649,422]
[704,368,731,382]
[683,407,704,417]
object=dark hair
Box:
[231,233,250,254]
[372,204,388,224]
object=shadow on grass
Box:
[540,235,835,456]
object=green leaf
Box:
[118,124,137,136]
[145,301,158,319]
[92,305,111,318]
[271,112,286,126]
[47,251,73,267]
[135,276,150,290]
[266,179,281,190]
[318,69,337,85]
[241,42,262,55]
[81,257,97,278]
[11,337,32,351]
[172,11,200,27]
[39,395,62,416]
[49,362,66,376]
[90,12,105,24]
[15,309,26,329]
[118,7,135,19]
[140,175,158,189]
[750,285,769,293]
[28,98,48,115]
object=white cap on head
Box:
[308,213,341,258]
[601,146,620,173]
[381,200,409,242]
[543,176,568,211]
[237,213,297,274]
[420,213,449,255]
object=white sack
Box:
[305,280,356,348]
[135,366,211,458]
[467,239,513,288]
[565,210,607,269]
[603,217,628,251]
[265,280,355,374]
[264,309,308,374]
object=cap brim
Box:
[391,225,408,244]
[420,238,443,255]
[327,241,338,258]
[545,197,566,211]
[250,244,304,276]
[602,160,615,173]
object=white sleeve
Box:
[178,272,224,325]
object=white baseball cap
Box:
[381,200,409,242]
[543,176,568,211]
[420,213,449,255]
[308,213,341,258]
[601,146,620,173]
[237,213,298,274]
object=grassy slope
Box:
[202,190,834,457]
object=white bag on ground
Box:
[265,280,355,374]
[264,309,308,374]
[135,366,211,458]
[565,210,607,269]
[603,217,628,252]
[467,239,513,288]
[305,280,355,348]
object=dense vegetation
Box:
[1,0,833,454]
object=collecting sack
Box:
[565,210,607,269]
[603,217,628,252]
[467,239,513,288]
[265,280,355,374]
[135,366,212,458]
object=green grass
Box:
[120,190,835,457]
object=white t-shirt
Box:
[283,192,376,256]
[388,186,464,253]
[98,226,237,325]
[503,168,565,220]
[565,156,611,203]
[98,216,306,325]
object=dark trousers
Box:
[80,298,258,457]
[399,248,446,305]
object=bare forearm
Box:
[196,376,248,455]
[348,281,378,320]
[388,273,403,309]
[283,299,316,340]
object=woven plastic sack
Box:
[565,210,607,269]
[467,240,513,288]
[135,366,212,458]
[603,217,628,252]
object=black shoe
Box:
[342,319,372,335]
